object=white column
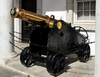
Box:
[95,0,100,77]
[0,0,16,58]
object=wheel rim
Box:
[84,45,90,62]
[78,44,90,62]
[83,54,89,62]
[46,53,65,76]
[20,47,36,67]
[85,45,90,55]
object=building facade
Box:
[14,0,95,55]
[1,0,100,77]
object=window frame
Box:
[74,0,96,24]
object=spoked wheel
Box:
[78,44,90,62]
[46,53,65,76]
[20,47,36,67]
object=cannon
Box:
[10,7,90,76]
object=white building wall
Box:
[88,32,95,55]
[66,0,73,23]
[81,32,95,55]
[42,0,67,21]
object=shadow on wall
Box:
[42,0,72,21]
[42,0,74,24]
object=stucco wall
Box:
[42,0,67,21]
[81,32,95,55]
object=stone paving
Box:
[6,55,94,77]
[0,42,95,77]
[0,65,27,77]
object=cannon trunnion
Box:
[11,7,90,76]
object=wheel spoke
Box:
[78,44,90,62]
[26,59,30,66]
[20,47,36,67]
[46,53,65,76]
[60,61,65,68]
[54,66,60,74]
[84,54,89,61]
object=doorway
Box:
[22,0,37,42]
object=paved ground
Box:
[0,42,95,77]
[0,65,27,77]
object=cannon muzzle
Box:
[10,7,62,29]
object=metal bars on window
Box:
[76,0,95,2]
[77,0,95,20]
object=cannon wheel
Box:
[20,47,36,67]
[78,44,90,62]
[46,53,65,76]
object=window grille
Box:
[77,0,95,20]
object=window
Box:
[74,0,96,22]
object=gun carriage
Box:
[10,7,90,76]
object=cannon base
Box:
[20,20,90,76]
